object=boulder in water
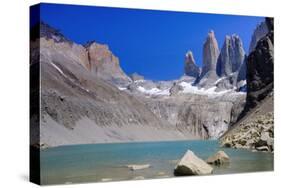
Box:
[206,150,230,165]
[126,164,150,171]
[174,150,213,176]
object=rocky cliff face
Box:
[197,31,220,88]
[213,35,246,91]
[243,17,274,113]
[248,21,269,53]
[220,18,274,152]
[143,93,245,139]
[37,22,131,87]
[31,22,200,147]
[85,42,131,86]
[217,35,245,77]
[184,51,200,78]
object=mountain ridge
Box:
[30,21,251,148]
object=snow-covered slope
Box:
[120,78,245,98]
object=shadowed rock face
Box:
[244,17,273,112]
[237,58,247,83]
[214,35,246,91]
[249,21,268,53]
[217,35,245,77]
[197,30,220,88]
[220,18,274,151]
[184,51,200,78]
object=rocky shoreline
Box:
[220,112,273,153]
[220,17,274,154]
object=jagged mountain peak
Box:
[184,50,200,78]
[35,22,131,86]
[205,30,218,47]
[208,30,215,36]
[185,51,195,63]
[196,30,220,88]
[217,34,245,77]
[224,34,243,46]
[214,34,246,91]
[84,39,131,85]
[31,21,72,44]
[203,30,219,70]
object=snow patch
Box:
[137,86,170,96]
[50,62,65,76]
[134,80,145,83]
[179,82,230,96]
[237,80,247,88]
[118,87,127,91]
[49,61,90,93]
[117,80,245,97]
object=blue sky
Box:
[36,3,264,80]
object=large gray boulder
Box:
[206,151,230,165]
[184,51,200,78]
[174,150,213,176]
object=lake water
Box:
[40,140,273,185]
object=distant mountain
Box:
[215,35,246,91]
[182,30,247,92]
[30,22,249,148]
[217,35,245,77]
[184,51,200,78]
[196,30,220,88]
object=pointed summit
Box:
[217,34,245,77]
[184,51,200,78]
[201,30,220,76]
[196,30,220,88]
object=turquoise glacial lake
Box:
[40,140,273,185]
